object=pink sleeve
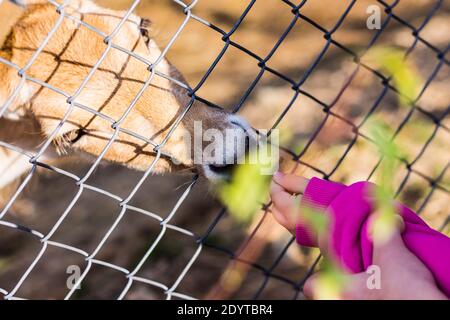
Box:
[296,177,450,298]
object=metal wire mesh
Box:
[0,0,448,300]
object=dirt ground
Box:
[0,0,449,299]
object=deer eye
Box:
[63,129,87,145]
[52,129,86,155]
[139,18,152,46]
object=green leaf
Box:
[314,257,347,300]
[367,47,422,107]
[367,119,403,243]
[217,147,277,225]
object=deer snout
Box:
[201,115,256,181]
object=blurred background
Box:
[0,0,449,299]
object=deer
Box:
[0,0,255,215]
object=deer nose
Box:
[203,115,255,181]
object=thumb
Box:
[368,212,406,265]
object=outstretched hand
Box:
[270,172,447,300]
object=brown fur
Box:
[0,0,244,213]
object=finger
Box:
[270,181,304,234]
[373,229,409,267]
[368,212,413,269]
[375,221,404,250]
[270,178,286,196]
[271,180,303,215]
[271,207,295,233]
[368,211,405,250]
[270,181,298,212]
[303,273,320,300]
[273,172,309,195]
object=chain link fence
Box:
[0,0,449,299]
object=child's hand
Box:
[269,172,447,300]
[304,218,447,300]
[270,171,309,235]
